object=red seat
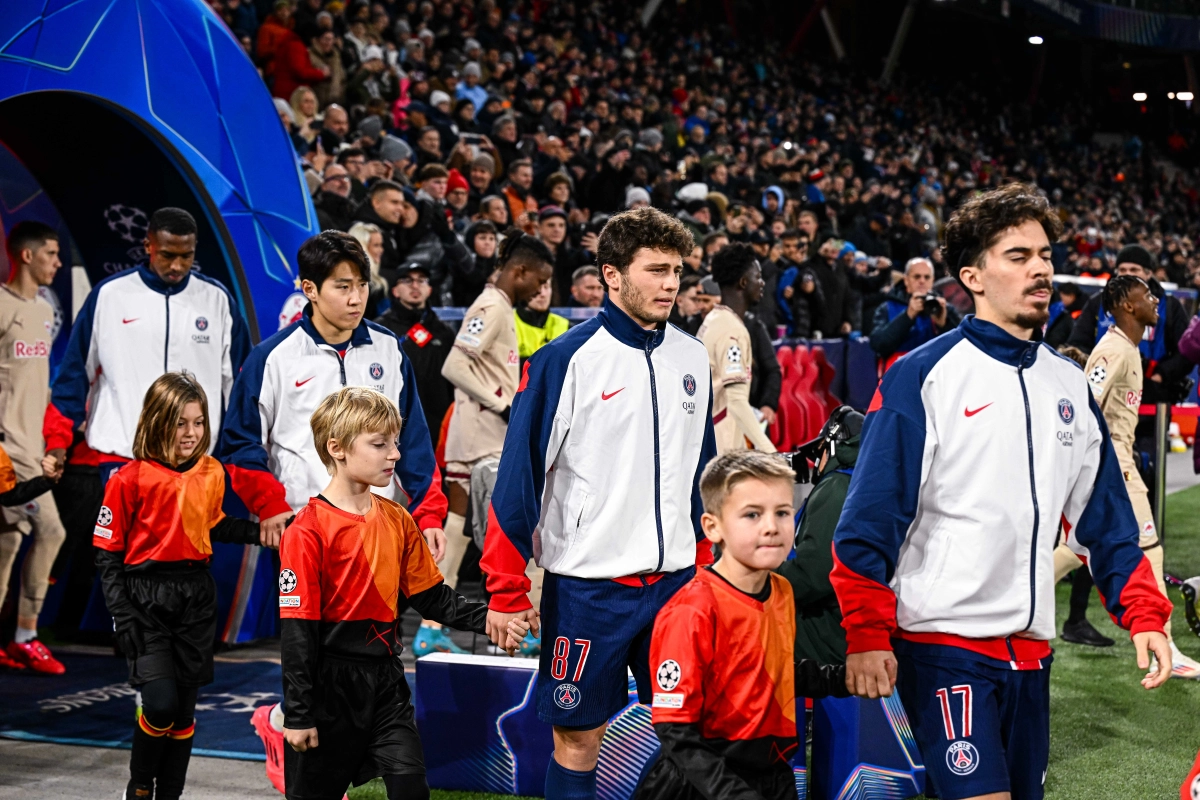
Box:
[790,347,826,441]
[809,347,843,415]
[769,346,794,449]
[775,345,809,450]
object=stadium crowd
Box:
[4,0,1200,798]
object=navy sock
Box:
[544,757,597,800]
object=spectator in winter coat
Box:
[1044,283,1087,349]
[451,221,499,306]
[352,181,408,278]
[307,30,345,107]
[312,165,356,232]
[803,238,855,338]
[373,264,456,436]
[869,258,959,373]
[538,206,590,303]
[270,27,329,101]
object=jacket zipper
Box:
[337,348,348,386]
[645,335,665,571]
[163,293,171,372]
[1017,344,1040,631]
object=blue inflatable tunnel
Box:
[0,0,319,642]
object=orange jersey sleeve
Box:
[94,462,137,552]
[0,446,15,494]
[278,506,323,621]
[392,501,444,598]
[649,578,716,724]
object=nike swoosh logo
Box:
[964,403,993,417]
[295,377,315,387]
[601,388,625,401]
[122,318,139,324]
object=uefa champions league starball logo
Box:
[656,659,681,691]
[279,569,297,594]
[104,204,148,243]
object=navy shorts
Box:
[895,642,1051,800]
[536,567,694,729]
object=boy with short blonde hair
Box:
[279,387,490,800]
[637,451,799,800]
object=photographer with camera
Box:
[868,257,960,373]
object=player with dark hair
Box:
[95,373,265,800]
[416,231,553,656]
[832,183,1173,800]
[482,207,715,799]
[698,242,774,453]
[0,220,69,673]
[1065,276,1200,677]
[221,232,450,787]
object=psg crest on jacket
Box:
[370,362,384,380]
[682,374,697,397]
[1057,398,1075,424]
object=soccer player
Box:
[0,221,69,674]
[831,184,1173,800]
[1061,275,1200,677]
[45,208,252,483]
[219,230,447,555]
[698,243,775,454]
[416,232,553,656]
[482,207,715,799]
[279,387,488,800]
[636,450,798,800]
[94,373,266,800]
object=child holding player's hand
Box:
[635,450,800,800]
[279,387,488,800]
[94,372,267,800]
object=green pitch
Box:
[350,485,1200,800]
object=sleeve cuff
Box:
[414,509,445,531]
[1128,618,1168,639]
[488,590,533,613]
[259,498,294,520]
[844,629,895,655]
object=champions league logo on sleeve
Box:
[278,569,297,594]
[1057,398,1075,425]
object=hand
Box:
[759,406,777,425]
[505,617,532,655]
[929,297,948,327]
[284,727,319,752]
[47,448,66,472]
[906,293,925,319]
[845,650,897,698]
[486,608,540,650]
[782,285,794,299]
[41,454,63,481]
[114,621,143,660]
[260,512,290,549]
[423,527,447,562]
[580,231,600,253]
[1149,373,1163,383]
[1134,630,1171,689]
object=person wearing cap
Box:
[848,212,891,259]
[378,133,414,180]
[1067,244,1192,405]
[677,198,713,246]
[746,228,780,328]
[457,62,488,116]
[346,44,399,108]
[432,64,461,99]
[537,205,590,303]
[373,263,456,437]
[445,168,471,230]
[467,153,499,210]
[312,163,356,232]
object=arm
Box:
[217,348,292,520]
[868,306,915,357]
[441,305,507,412]
[482,353,572,612]
[408,583,487,633]
[831,366,930,656]
[209,516,262,545]
[396,353,449,530]
[0,476,55,507]
[690,378,718,568]
[45,286,102,452]
[795,659,850,699]
[1089,354,1142,490]
[93,468,143,657]
[279,523,323,730]
[725,383,775,452]
[1154,299,1192,383]
[1066,295,1101,353]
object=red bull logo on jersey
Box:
[946,740,979,776]
[553,683,581,710]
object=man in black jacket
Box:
[352,181,407,276]
[745,309,781,430]
[373,263,455,436]
[803,238,854,338]
[869,257,959,372]
[313,164,357,232]
[1067,244,1192,404]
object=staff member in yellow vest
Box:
[420,231,554,656]
[698,243,775,454]
[515,279,570,363]
[1056,275,1200,679]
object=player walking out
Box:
[417,232,553,656]
[279,388,488,800]
[831,184,1173,800]
[94,373,268,800]
[0,222,68,674]
[482,207,715,799]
